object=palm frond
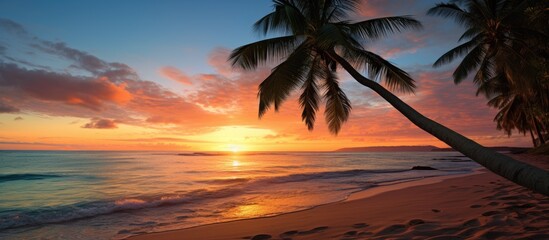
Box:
[458,27,481,41]
[320,0,360,22]
[315,23,362,50]
[229,36,301,70]
[427,3,472,27]
[258,44,312,118]
[433,34,482,67]
[490,92,533,135]
[347,16,423,40]
[299,56,323,130]
[345,48,415,93]
[452,44,486,84]
[253,0,307,36]
[323,64,351,135]
[475,68,503,98]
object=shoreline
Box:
[128,153,548,240]
[124,170,479,239]
[126,171,482,240]
[344,169,483,202]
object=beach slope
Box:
[129,154,548,240]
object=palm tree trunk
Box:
[329,51,549,196]
[530,129,538,147]
[534,118,546,145]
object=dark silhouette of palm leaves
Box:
[427,0,539,89]
[229,0,421,134]
[429,0,548,144]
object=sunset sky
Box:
[0,0,531,151]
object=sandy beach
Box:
[129,154,549,240]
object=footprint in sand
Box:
[432,209,441,213]
[426,235,462,240]
[351,223,368,228]
[480,230,507,239]
[504,203,533,211]
[297,226,329,235]
[344,230,358,236]
[469,204,482,208]
[499,195,522,200]
[524,226,540,231]
[462,218,480,227]
[408,219,425,226]
[117,229,131,234]
[279,230,298,239]
[280,230,298,236]
[482,210,501,216]
[375,224,407,235]
[250,234,272,240]
[358,231,373,237]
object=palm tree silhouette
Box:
[229,0,548,195]
[428,0,548,145]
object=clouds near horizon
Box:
[82,118,117,129]
[0,5,531,150]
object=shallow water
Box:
[0,150,478,239]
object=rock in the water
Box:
[411,166,437,170]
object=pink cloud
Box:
[356,0,418,18]
[0,63,131,111]
[207,48,235,76]
[0,100,19,113]
[159,66,192,85]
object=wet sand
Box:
[129,154,549,240]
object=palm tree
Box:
[229,0,549,195]
[427,0,548,145]
[489,90,545,147]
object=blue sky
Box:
[1,1,271,79]
[1,0,457,79]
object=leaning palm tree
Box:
[229,0,549,195]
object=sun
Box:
[229,144,241,153]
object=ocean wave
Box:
[176,152,291,157]
[0,188,244,230]
[0,173,63,183]
[177,152,224,156]
[195,178,251,185]
[263,169,409,183]
[0,167,467,230]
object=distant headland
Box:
[335,145,529,153]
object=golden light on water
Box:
[232,160,240,167]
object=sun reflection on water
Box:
[231,160,240,167]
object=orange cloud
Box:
[0,27,531,151]
[159,66,192,85]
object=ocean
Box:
[0,150,479,239]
